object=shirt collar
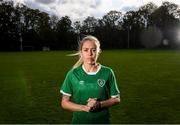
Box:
[82,64,101,75]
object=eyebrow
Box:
[82,47,96,49]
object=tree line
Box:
[0,0,180,51]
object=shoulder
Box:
[72,65,82,73]
[101,65,114,76]
[101,65,114,72]
[66,65,82,76]
[99,65,117,80]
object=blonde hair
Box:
[68,35,101,69]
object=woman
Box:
[60,35,120,124]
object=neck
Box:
[83,63,99,72]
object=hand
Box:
[87,98,97,107]
[81,105,91,112]
[87,98,101,112]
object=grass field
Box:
[0,50,180,123]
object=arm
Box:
[61,95,90,112]
[87,96,120,111]
[100,96,120,108]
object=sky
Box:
[12,0,180,21]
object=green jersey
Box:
[60,64,120,124]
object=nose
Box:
[88,50,93,56]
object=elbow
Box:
[61,101,64,108]
[118,98,121,103]
[61,100,67,109]
[113,94,121,104]
[115,98,120,104]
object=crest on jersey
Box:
[97,79,105,87]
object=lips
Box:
[87,58,94,60]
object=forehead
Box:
[82,40,97,48]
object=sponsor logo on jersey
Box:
[97,79,105,87]
[79,80,84,85]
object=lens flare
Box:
[177,29,180,44]
[140,26,163,48]
[162,39,169,46]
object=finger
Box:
[87,98,92,102]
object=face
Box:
[80,40,98,65]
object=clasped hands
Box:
[82,98,101,112]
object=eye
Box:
[83,49,88,52]
[92,49,96,52]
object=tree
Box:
[102,10,122,28]
[0,0,21,51]
[56,16,76,49]
[38,12,52,49]
[122,11,140,48]
[1,0,180,51]
[151,1,180,48]
[73,21,81,34]
[136,2,158,48]
[98,10,123,49]
[81,16,98,34]
[138,2,158,28]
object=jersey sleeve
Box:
[109,69,120,98]
[60,71,73,96]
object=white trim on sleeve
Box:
[60,90,71,96]
[111,94,120,98]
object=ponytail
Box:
[67,52,83,69]
[72,57,83,69]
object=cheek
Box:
[80,52,86,59]
[93,52,98,57]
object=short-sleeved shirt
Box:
[60,64,120,124]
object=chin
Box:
[87,61,95,65]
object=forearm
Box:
[100,97,120,108]
[61,100,88,112]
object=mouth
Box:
[87,58,95,60]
